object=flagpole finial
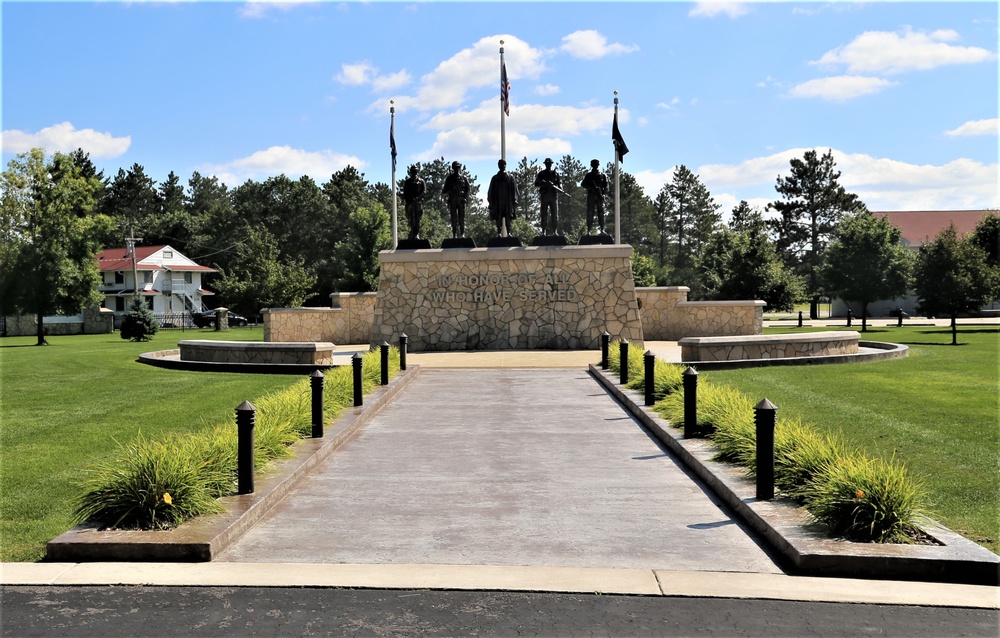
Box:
[390,99,394,114]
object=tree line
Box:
[2,146,998,344]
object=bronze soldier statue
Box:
[401,165,426,240]
[441,161,471,238]
[487,159,518,237]
[581,159,608,234]
[534,157,562,236]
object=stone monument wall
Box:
[637,287,764,341]
[263,292,376,344]
[371,245,643,351]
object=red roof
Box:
[96,245,214,272]
[873,210,992,247]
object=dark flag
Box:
[501,61,511,116]
[390,118,397,173]
[612,110,629,162]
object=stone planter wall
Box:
[263,293,376,344]
[371,245,643,351]
[3,306,113,337]
[637,287,764,341]
[679,331,859,362]
[178,339,335,365]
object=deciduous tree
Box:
[821,211,914,331]
[1,149,113,345]
[914,224,996,344]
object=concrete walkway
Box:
[217,368,781,573]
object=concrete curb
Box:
[589,365,1000,586]
[45,366,422,562]
[3,562,997,608]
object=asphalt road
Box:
[3,586,997,637]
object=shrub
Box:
[635,349,929,543]
[805,454,926,543]
[75,433,223,530]
[119,298,158,342]
[74,347,400,530]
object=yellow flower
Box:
[163,493,173,505]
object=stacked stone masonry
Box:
[262,294,376,345]
[262,261,767,350]
[178,340,335,365]
[637,287,764,341]
[679,331,859,362]
[370,246,644,351]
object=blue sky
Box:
[3,1,997,216]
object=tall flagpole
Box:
[390,101,398,249]
[614,92,621,245]
[499,41,507,164]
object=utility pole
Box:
[125,224,142,303]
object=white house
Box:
[96,245,215,321]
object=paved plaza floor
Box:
[218,368,784,574]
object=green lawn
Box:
[0,328,301,561]
[703,326,999,554]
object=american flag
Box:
[390,118,397,173]
[501,61,511,116]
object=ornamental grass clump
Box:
[805,454,926,543]
[773,419,847,501]
[75,433,224,530]
[634,349,928,543]
[74,347,400,530]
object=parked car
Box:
[192,310,249,328]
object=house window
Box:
[184,272,193,284]
[163,250,173,259]
[115,271,125,285]
[115,297,125,312]
[143,271,153,285]
[145,296,154,310]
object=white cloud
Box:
[812,27,996,75]
[534,84,560,96]
[945,118,999,137]
[689,2,750,19]
[394,35,547,113]
[1,122,131,158]
[656,98,682,110]
[335,62,411,93]
[424,100,612,137]
[199,145,364,188]
[694,147,999,212]
[559,30,639,60]
[788,76,897,101]
[240,0,317,19]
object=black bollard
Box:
[380,341,390,385]
[236,401,256,494]
[601,331,610,370]
[897,309,904,328]
[399,333,408,371]
[847,309,853,327]
[352,352,363,407]
[644,350,656,406]
[619,339,629,385]
[683,367,698,439]
[310,370,324,438]
[797,310,803,328]
[754,398,777,500]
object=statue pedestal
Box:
[486,235,522,248]
[372,245,643,351]
[531,235,568,247]
[579,232,614,245]
[396,238,432,250]
[441,237,476,249]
